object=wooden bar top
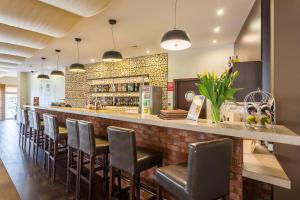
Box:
[24,105,300,146]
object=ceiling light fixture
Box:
[213,39,217,44]
[102,19,123,62]
[146,50,151,54]
[217,9,224,16]
[70,38,86,72]
[161,0,191,51]
[51,49,64,77]
[37,57,49,80]
[214,27,220,33]
[90,58,95,63]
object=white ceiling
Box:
[0,0,255,74]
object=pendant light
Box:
[161,0,191,51]
[51,49,64,77]
[37,57,49,80]
[69,38,86,72]
[102,19,123,62]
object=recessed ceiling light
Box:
[146,50,151,54]
[90,58,95,63]
[214,27,220,33]
[213,39,217,44]
[217,9,224,16]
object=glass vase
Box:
[211,103,221,123]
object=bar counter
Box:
[25,105,298,200]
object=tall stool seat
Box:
[21,109,29,151]
[66,119,80,199]
[78,120,109,200]
[107,126,162,200]
[28,111,35,157]
[32,111,44,164]
[156,139,233,200]
[47,114,68,181]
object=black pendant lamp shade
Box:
[161,29,191,51]
[102,50,123,62]
[161,0,191,51]
[51,49,64,77]
[102,19,123,62]
[69,38,86,72]
[37,57,49,80]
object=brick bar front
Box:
[37,109,243,200]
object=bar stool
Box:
[77,120,109,200]
[107,126,162,200]
[21,109,29,151]
[17,109,23,147]
[32,111,44,164]
[43,113,50,174]
[66,118,80,199]
[155,139,233,200]
[27,111,35,157]
[47,114,68,181]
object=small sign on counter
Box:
[187,95,205,121]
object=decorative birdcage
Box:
[244,89,276,129]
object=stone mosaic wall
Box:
[65,53,168,108]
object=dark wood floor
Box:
[0,120,119,200]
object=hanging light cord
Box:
[56,52,60,70]
[41,58,45,74]
[76,41,80,63]
[111,25,117,49]
[174,0,178,29]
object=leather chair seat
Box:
[136,147,162,172]
[95,137,109,155]
[57,126,68,140]
[156,163,188,200]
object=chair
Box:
[107,126,162,200]
[78,120,109,200]
[43,113,50,174]
[21,109,29,151]
[66,118,80,199]
[32,111,44,164]
[17,109,23,147]
[155,139,233,200]
[28,111,34,157]
[47,114,68,181]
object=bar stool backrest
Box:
[43,114,49,136]
[17,109,22,124]
[48,115,59,140]
[66,118,79,149]
[21,109,29,125]
[78,121,96,155]
[107,126,137,174]
[28,111,34,128]
[32,111,41,131]
[186,138,233,200]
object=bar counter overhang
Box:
[25,105,299,199]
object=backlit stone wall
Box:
[65,54,168,108]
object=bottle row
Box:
[90,83,145,93]
[92,97,140,107]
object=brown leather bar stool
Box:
[47,114,68,181]
[107,126,162,200]
[77,120,109,200]
[21,109,29,151]
[27,111,35,157]
[43,113,50,174]
[155,139,233,200]
[17,109,23,147]
[66,118,80,199]
[32,111,44,164]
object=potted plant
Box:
[197,69,241,123]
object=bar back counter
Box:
[25,106,299,200]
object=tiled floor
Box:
[0,120,110,200]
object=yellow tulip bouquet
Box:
[197,69,241,123]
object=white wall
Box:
[168,44,234,81]
[27,72,65,106]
